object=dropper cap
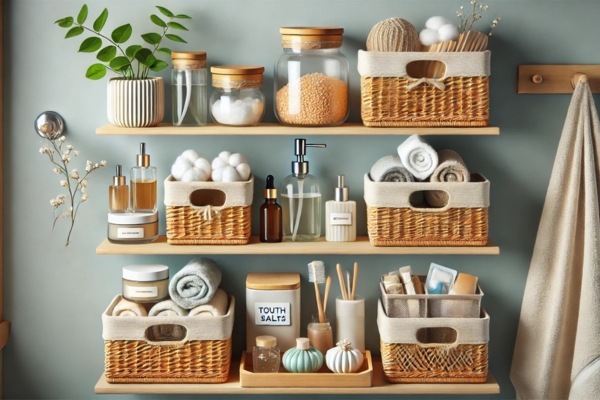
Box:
[334,175,349,201]
[264,175,278,199]
[112,165,126,186]
[136,143,150,167]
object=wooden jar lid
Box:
[246,273,301,290]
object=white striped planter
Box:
[107,77,164,128]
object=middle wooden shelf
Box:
[96,235,499,255]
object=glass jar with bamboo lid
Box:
[171,51,208,127]
[274,27,349,127]
[209,65,265,126]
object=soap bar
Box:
[449,273,478,295]
[425,263,457,294]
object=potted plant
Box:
[55,5,192,127]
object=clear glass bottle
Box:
[210,65,265,126]
[109,165,129,212]
[253,335,280,373]
[325,175,356,242]
[280,139,326,242]
[260,175,282,243]
[171,51,207,126]
[274,27,349,127]
[130,143,157,213]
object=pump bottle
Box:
[130,143,157,213]
[280,138,326,242]
[325,175,356,242]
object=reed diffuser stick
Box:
[337,263,348,300]
[351,262,359,300]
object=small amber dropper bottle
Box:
[260,175,282,243]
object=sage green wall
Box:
[4,0,599,398]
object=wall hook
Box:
[571,72,589,88]
[35,111,65,140]
[518,65,599,94]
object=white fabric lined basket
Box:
[164,175,254,209]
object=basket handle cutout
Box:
[406,60,448,88]
[409,190,450,212]
[189,188,226,208]
[416,327,458,345]
[144,324,188,346]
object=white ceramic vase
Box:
[107,77,165,128]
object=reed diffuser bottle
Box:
[260,175,282,242]
[130,143,157,213]
[109,165,129,212]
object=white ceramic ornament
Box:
[325,339,364,374]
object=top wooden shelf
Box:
[96,123,500,136]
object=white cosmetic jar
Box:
[122,264,169,303]
[107,212,158,244]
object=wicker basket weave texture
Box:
[166,205,251,244]
[105,337,232,383]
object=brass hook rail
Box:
[518,64,600,94]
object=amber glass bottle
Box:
[259,175,282,242]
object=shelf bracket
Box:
[517,64,600,94]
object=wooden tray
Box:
[239,350,373,388]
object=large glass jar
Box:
[274,27,349,127]
[210,66,265,126]
[171,51,208,126]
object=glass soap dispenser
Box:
[280,138,326,241]
[130,142,157,213]
[253,335,281,373]
[325,175,356,242]
[109,165,129,212]
[260,175,282,243]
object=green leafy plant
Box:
[55,4,191,80]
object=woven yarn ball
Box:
[366,18,421,52]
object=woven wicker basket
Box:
[102,295,235,383]
[164,175,253,245]
[364,173,489,246]
[357,50,490,127]
[377,299,489,383]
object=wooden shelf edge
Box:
[0,320,10,351]
[96,236,499,256]
[94,357,500,395]
[96,122,500,136]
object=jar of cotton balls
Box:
[210,66,265,126]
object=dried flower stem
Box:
[456,1,501,35]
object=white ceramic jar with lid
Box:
[122,264,169,303]
[274,27,349,126]
[107,211,158,244]
[210,65,265,126]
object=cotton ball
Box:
[193,158,211,181]
[211,167,224,182]
[236,163,251,181]
[221,165,241,182]
[181,168,202,182]
[419,28,439,46]
[219,151,231,163]
[438,23,459,42]
[212,156,228,170]
[180,149,200,163]
[425,16,452,31]
[229,153,247,167]
[171,156,192,181]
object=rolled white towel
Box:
[188,288,229,317]
[112,298,147,317]
[397,134,438,180]
[370,155,414,182]
[148,299,189,317]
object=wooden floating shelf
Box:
[94,356,500,395]
[96,236,499,255]
[96,122,500,136]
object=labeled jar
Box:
[210,65,265,126]
[107,212,158,244]
[274,27,349,126]
[171,51,208,127]
[122,264,169,303]
[253,335,281,373]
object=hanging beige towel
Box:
[510,81,600,399]
[425,149,470,207]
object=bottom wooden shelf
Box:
[94,356,500,395]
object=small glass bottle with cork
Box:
[253,335,281,373]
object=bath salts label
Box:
[118,227,144,238]
[330,212,352,226]
[128,286,158,298]
[255,302,291,326]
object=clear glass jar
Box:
[171,51,208,126]
[253,335,280,373]
[210,66,265,126]
[274,27,349,127]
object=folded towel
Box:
[397,134,438,180]
[169,257,222,309]
[370,155,414,182]
[148,299,189,317]
[112,298,147,317]
[425,149,470,207]
[188,288,229,317]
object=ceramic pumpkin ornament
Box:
[325,339,364,373]
[282,338,323,373]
